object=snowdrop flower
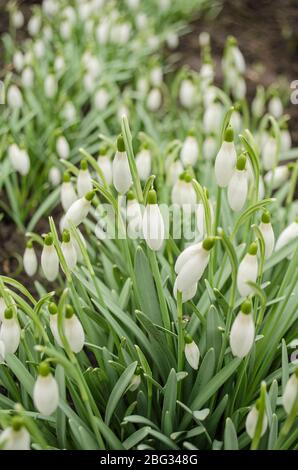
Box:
[230,300,255,358]
[41,234,59,282]
[275,218,298,252]
[11,10,24,29]
[146,88,162,112]
[166,31,179,49]
[179,79,196,109]
[61,173,77,212]
[281,127,291,152]
[112,136,132,194]
[9,144,30,176]
[167,160,184,185]
[203,135,217,160]
[22,67,34,88]
[34,39,45,59]
[264,165,289,189]
[136,146,152,181]
[63,102,76,123]
[28,14,41,36]
[196,194,214,236]
[13,51,24,72]
[259,212,275,259]
[237,242,258,297]
[54,56,65,74]
[7,85,23,109]
[252,86,265,118]
[230,42,246,73]
[233,76,246,100]
[61,231,77,272]
[97,152,112,185]
[63,191,95,229]
[43,0,59,16]
[180,132,199,166]
[283,369,298,415]
[200,62,214,84]
[175,237,215,294]
[228,154,248,212]
[126,192,143,238]
[184,335,200,370]
[23,241,38,277]
[63,305,85,353]
[56,135,70,160]
[33,362,59,416]
[246,403,268,439]
[49,166,61,186]
[262,135,278,171]
[94,88,110,111]
[150,67,163,87]
[173,279,197,303]
[0,418,30,450]
[171,173,197,209]
[142,190,165,251]
[129,368,141,392]
[215,127,237,187]
[96,21,110,45]
[44,74,58,99]
[230,110,242,134]
[203,101,222,134]
[268,95,283,119]
[77,160,92,198]
[0,307,21,354]
[136,12,148,30]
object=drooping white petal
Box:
[262,136,277,171]
[214,141,237,188]
[196,201,214,236]
[33,374,59,416]
[61,182,77,212]
[64,315,85,353]
[173,278,197,303]
[179,79,195,108]
[282,373,298,415]
[259,222,275,259]
[203,102,222,134]
[245,406,268,439]
[146,88,162,112]
[136,149,151,181]
[227,169,248,212]
[202,136,217,160]
[49,166,61,186]
[56,136,70,160]
[176,248,209,292]
[0,427,31,450]
[268,96,283,119]
[230,312,255,358]
[185,341,200,370]
[264,166,289,189]
[63,197,91,228]
[61,240,77,271]
[41,245,59,282]
[142,204,165,251]
[97,156,112,185]
[175,243,202,274]
[180,136,199,166]
[0,318,21,354]
[237,253,258,297]
[77,169,93,198]
[23,247,38,277]
[127,200,143,239]
[112,151,132,194]
[275,222,298,252]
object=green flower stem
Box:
[176,290,184,401]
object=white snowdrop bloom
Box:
[230,110,242,134]
[179,79,196,109]
[283,370,298,415]
[200,63,214,83]
[268,96,283,119]
[94,88,110,111]
[180,134,199,167]
[22,66,34,88]
[137,77,149,96]
[262,136,278,171]
[61,174,77,212]
[202,135,217,160]
[198,31,210,47]
[34,40,45,59]
[275,219,298,252]
[264,165,289,189]
[63,191,95,229]
[237,243,258,297]
[135,12,148,30]
[49,166,61,186]
[0,419,30,450]
[146,88,162,112]
[60,21,72,40]
[228,155,248,212]
[166,31,179,49]
[252,90,265,118]
[96,21,110,45]
[215,127,237,187]
[43,25,53,41]
[54,56,65,74]
[0,340,5,362]
[281,129,291,153]
[62,305,85,353]
[63,102,76,123]
[23,242,38,277]
[142,190,165,251]
[203,86,216,107]
[203,102,222,134]
[12,10,24,29]
[13,51,24,72]
[166,159,183,185]
[61,231,77,272]
[173,278,197,303]
[9,144,30,176]
[43,0,59,16]
[7,85,23,109]
[175,238,215,293]
[171,173,197,209]
[246,405,268,439]
[77,160,93,198]
[129,373,141,392]
[44,74,58,99]
[126,193,143,239]
[0,307,21,354]
[127,0,140,9]
[97,154,112,185]
[230,300,255,358]
[41,234,59,282]
[33,363,59,416]
[112,136,132,194]
[136,148,152,181]
[117,104,129,122]
[184,335,200,370]
[28,15,41,36]
[56,135,70,160]
[150,67,163,87]
[118,23,131,44]
[196,199,214,237]
[259,212,275,259]
[233,76,246,100]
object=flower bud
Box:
[112,136,132,194]
[23,241,38,277]
[41,234,59,282]
[61,173,77,212]
[268,96,283,119]
[22,66,34,88]
[0,307,21,354]
[264,165,289,189]
[7,84,23,109]
[56,135,70,160]
[230,300,255,358]
[171,173,197,209]
[259,212,275,259]
[184,335,200,370]
[179,79,196,109]
[142,190,165,251]
[63,191,95,229]
[214,127,237,187]
[227,154,248,212]
[49,166,61,186]
[146,88,162,112]
[180,133,199,166]
[97,153,112,185]
[44,74,57,99]
[282,370,298,415]
[77,160,93,198]
[245,404,268,439]
[136,148,152,181]
[61,231,77,271]
[33,362,59,416]
[94,88,110,111]
[0,418,30,450]
[237,243,258,297]
[262,136,277,171]
[9,144,30,176]
[275,219,298,253]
